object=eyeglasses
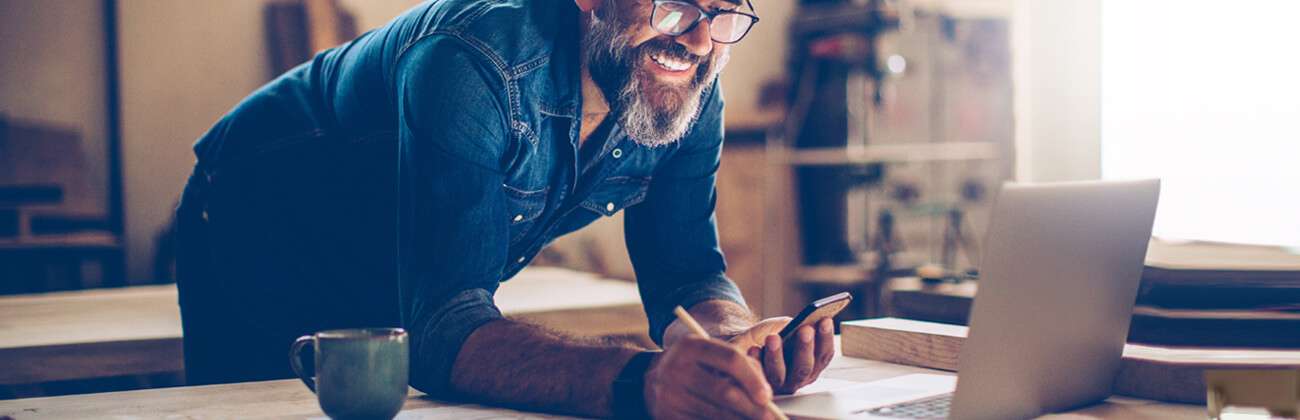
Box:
[649,0,760,44]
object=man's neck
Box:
[579,61,611,148]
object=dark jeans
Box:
[175,133,402,385]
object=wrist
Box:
[663,302,754,346]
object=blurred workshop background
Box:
[2,0,1297,400]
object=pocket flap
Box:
[581,176,650,216]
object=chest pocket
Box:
[504,184,548,244]
[581,176,650,217]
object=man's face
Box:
[584,0,737,147]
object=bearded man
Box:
[175,0,834,417]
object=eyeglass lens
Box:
[651,2,754,43]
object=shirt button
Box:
[612,148,624,159]
[517,256,526,263]
[606,202,616,212]
[512,214,524,223]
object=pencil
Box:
[673,306,788,420]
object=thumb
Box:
[730,317,792,347]
[750,317,793,337]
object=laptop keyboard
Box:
[858,393,953,419]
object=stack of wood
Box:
[841,317,1300,405]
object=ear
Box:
[575,0,603,13]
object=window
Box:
[1102,0,1300,248]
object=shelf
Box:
[797,264,874,284]
[770,142,998,166]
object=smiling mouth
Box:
[648,51,694,73]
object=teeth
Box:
[651,53,691,71]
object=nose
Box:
[676,18,713,57]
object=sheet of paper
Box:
[775,377,867,399]
[777,374,957,420]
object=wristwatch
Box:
[612,351,658,419]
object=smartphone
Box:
[778,292,853,340]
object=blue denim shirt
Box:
[191,0,744,395]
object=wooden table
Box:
[0,284,182,386]
[0,267,645,386]
[0,339,1205,419]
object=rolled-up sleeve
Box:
[625,81,747,345]
[395,35,511,396]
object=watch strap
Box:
[612,351,658,419]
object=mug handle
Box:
[289,335,316,393]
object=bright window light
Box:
[1102,0,1300,247]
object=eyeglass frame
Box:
[648,0,761,45]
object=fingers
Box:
[681,370,771,420]
[780,326,817,393]
[650,336,778,420]
[682,337,773,404]
[762,334,786,391]
[813,317,836,374]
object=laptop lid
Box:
[950,179,1160,420]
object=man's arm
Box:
[453,318,777,419]
[624,82,837,394]
[397,36,775,418]
[449,320,640,414]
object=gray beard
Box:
[583,6,714,148]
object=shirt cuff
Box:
[646,274,747,346]
[407,287,504,396]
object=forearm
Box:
[448,318,646,417]
[662,299,756,348]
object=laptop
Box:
[779,179,1161,420]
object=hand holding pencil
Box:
[638,305,786,419]
[631,305,785,420]
[673,306,789,420]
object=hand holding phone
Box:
[778,292,852,341]
[756,292,851,394]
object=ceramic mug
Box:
[290,328,409,419]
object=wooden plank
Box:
[1144,239,1300,272]
[0,285,183,386]
[0,339,182,385]
[772,142,999,166]
[0,285,179,350]
[841,317,1300,404]
[885,277,1300,347]
[842,318,964,371]
[0,185,63,207]
[512,305,648,339]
